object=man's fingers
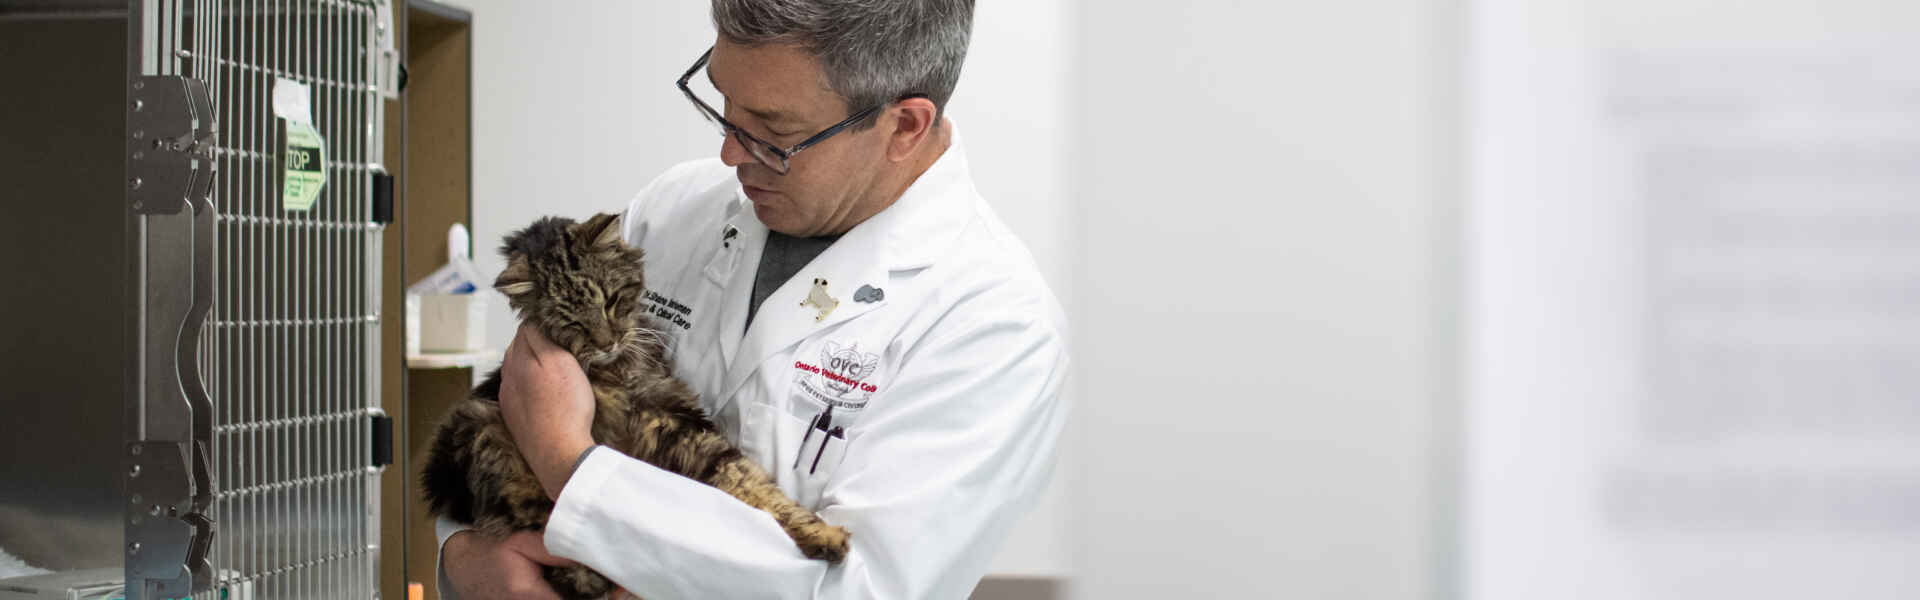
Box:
[445,530,568,600]
[501,564,566,600]
[505,531,579,568]
[499,551,565,600]
[502,323,551,383]
[520,323,563,357]
[507,321,566,368]
[507,324,536,365]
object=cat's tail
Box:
[419,372,503,524]
[419,416,478,524]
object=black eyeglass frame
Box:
[676,46,920,175]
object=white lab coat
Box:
[438,128,1070,600]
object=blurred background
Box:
[3,0,1918,598]
[440,0,1920,597]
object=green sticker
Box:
[282,120,327,211]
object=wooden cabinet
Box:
[378,2,475,599]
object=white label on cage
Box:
[272,77,313,125]
[283,121,327,211]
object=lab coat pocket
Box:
[746,402,857,510]
[791,426,850,510]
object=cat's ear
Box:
[494,259,535,296]
[573,212,625,249]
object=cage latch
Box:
[370,408,395,471]
[371,166,396,224]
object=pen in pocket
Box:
[794,405,833,470]
[810,426,844,475]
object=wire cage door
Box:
[124,1,399,599]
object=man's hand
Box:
[443,530,577,600]
[499,322,597,500]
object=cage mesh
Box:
[156,0,385,597]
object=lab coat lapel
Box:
[706,193,765,372]
[714,124,979,408]
[719,221,890,404]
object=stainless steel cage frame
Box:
[123,1,397,598]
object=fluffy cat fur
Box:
[420,213,849,599]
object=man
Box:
[438,1,1069,598]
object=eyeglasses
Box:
[677,46,904,176]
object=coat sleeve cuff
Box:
[435,515,471,600]
[569,444,602,479]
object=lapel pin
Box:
[854,284,885,303]
[802,277,840,322]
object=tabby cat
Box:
[421,213,849,599]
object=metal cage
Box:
[124,1,397,598]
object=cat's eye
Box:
[612,284,643,309]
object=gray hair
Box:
[711,0,974,128]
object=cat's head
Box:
[493,212,655,367]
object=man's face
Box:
[707,38,887,237]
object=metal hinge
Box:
[125,73,220,600]
[125,441,216,599]
[127,76,217,216]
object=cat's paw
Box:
[794,521,851,563]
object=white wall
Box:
[1465,1,1920,599]
[947,0,1078,577]
[438,0,1081,579]
[1068,2,1455,598]
[446,0,715,362]
[1463,2,1628,597]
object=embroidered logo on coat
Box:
[792,341,880,410]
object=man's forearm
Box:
[545,448,831,600]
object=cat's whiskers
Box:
[619,327,667,373]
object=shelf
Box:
[406,349,496,369]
